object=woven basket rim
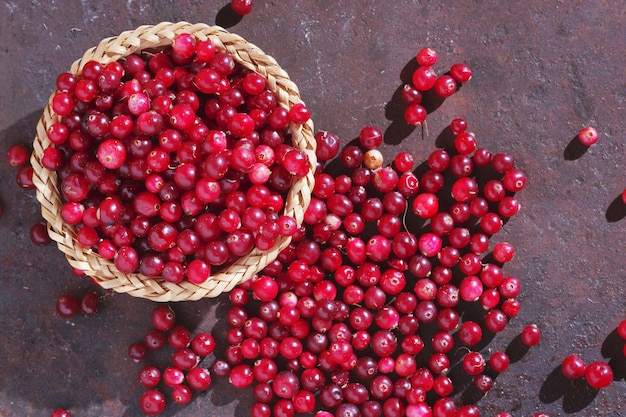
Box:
[31,21,316,302]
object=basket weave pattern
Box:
[31,22,316,302]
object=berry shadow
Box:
[459,381,487,406]
[563,135,589,160]
[539,365,598,413]
[434,126,456,151]
[210,376,255,417]
[383,58,418,145]
[601,328,626,381]
[215,4,244,28]
[446,359,474,396]
[504,334,530,363]
[605,194,626,223]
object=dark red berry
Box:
[56,294,80,318]
[231,0,253,15]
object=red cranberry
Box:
[585,361,613,389]
[577,126,598,146]
[139,390,166,415]
[56,294,80,318]
[562,354,587,379]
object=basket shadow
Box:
[0,108,43,150]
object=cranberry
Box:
[458,321,483,346]
[521,324,541,347]
[139,389,166,415]
[144,329,167,351]
[585,361,613,389]
[80,292,99,315]
[617,319,626,340]
[401,84,423,106]
[450,62,473,82]
[312,131,339,161]
[462,351,486,375]
[577,126,599,146]
[50,409,72,417]
[412,66,437,91]
[492,152,515,173]
[359,125,383,149]
[128,342,148,362]
[434,75,457,98]
[30,223,52,245]
[273,371,300,399]
[432,374,453,396]
[7,144,30,167]
[457,405,480,417]
[484,309,508,333]
[416,47,438,66]
[404,104,427,126]
[138,365,161,388]
[562,354,587,379]
[187,367,212,391]
[229,364,254,388]
[489,351,511,373]
[433,398,456,417]
[502,169,527,192]
[114,246,139,273]
[56,294,80,318]
[172,384,192,405]
[412,193,439,219]
[459,276,483,302]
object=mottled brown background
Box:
[0,1,624,416]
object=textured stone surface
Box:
[0,1,624,416]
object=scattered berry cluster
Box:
[1,16,622,417]
[402,48,472,126]
[210,116,536,417]
[559,318,626,390]
[55,291,99,318]
[41,32,312,283]
[127,305,217,415]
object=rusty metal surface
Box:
[0,1,624,416]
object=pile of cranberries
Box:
[124,305,217,415]
[403,48,472,126]
[41,32,312,284]
[205,107,537,417]
[3,25,622,416]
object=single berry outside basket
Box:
[31,22,316,302]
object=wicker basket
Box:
[31,22,316,302]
